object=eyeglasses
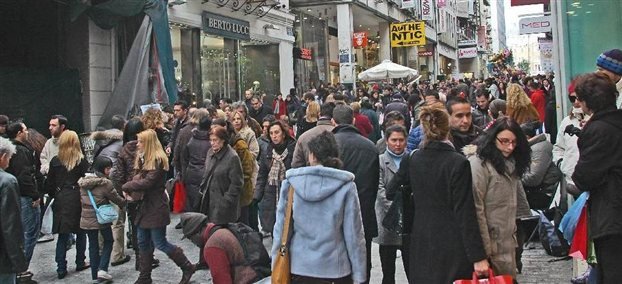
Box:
[568,96,577,103]
[496,137,517,146]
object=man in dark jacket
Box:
[384,94,411,131]
[0,137,28,283]
[447,97,482,152]
[572,72,622,283]
[168,100,189,163]
[5,122,41,282]
[472,89,493,129]
[249,96,273,123]
[332,105,379,283]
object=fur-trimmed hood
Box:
[90,128,123,142]
[462,144,478,157]
[78,174,113,189]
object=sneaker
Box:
[97,270,112,280]
[37,234,54,243]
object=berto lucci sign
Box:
[202,11,251,41]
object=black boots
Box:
[134,249,154,284]
[167,246,196,284]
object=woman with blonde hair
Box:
[45,130,90,279]
[140,108,171,149]
[231,110,259,158]
[506,83,540,125]
[296,100,319,138]
[122,129,195,284]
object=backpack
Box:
[209,223,271,280]
[538,211,569,257]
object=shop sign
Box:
[293,48,313,61]
[201,11,250,41]
[402,0,415,9]
[390,21,426,47]
[458,47,478,59]
[519,16,552,35]
[353,32,368,48]
[438,0,447,8]
[421,0,434,21]
[458,39,477,47]
[418,51,433,56]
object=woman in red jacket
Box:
[272,92,288,120]
[528,81,546,122]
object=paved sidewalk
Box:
[28,214,571,283]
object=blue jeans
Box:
[136,227,175,254]
[56,231,87,273]
[0,273,15,284]
[86,228,113,280]
[20,197,40,263]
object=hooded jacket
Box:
[271,166,366,283]
[573,109,622,239]
[78,175,125,230]
[91,129,124,164]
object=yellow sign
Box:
[390,21,426,47]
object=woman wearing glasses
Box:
[463,117,531,279]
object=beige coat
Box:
[78,175,125,230]
[464,145,530,279]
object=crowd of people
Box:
[0,49,621,284]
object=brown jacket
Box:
[78,175,125,230]
[508,104,540,125]
[231,136,256,207]
[122,161,170,229]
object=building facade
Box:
[489,0,507,52]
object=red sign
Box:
[293,47,313,60]
[511,0,549,6]
[353,32,368,48]
[418,51,433,56]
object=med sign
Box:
[519,15,552,35]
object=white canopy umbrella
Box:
[357,59,418,81]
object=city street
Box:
[27,214,571,283]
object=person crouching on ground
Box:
[78,156,126,283]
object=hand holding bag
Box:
[87,190,119,224]
[272,186,294,284]
[453,268,513,284]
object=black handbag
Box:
[382,185,413,235]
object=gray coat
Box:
[522,134,553,187]
[374,151,402,245]
[200,145,243,224]
[91,129,124,165]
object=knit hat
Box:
[179,213,208,239]
[596,49,622,76]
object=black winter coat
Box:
[6,140,41,200]
[387,141,487,283]
[333,125,380,239]
[182,129,211,212]
[573,109,622,239]
[0,169,27,274]
[45,157,89,234]
[451,125,482,153]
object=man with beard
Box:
[446,97,481,152]
[472,89,493,128]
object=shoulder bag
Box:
[272,186,294,284]
[87,190,119,224]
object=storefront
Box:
[292,12,328,92]
[438,43,457,78]
[168,2,294,102]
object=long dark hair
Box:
[475,117,530,177]
[123,117,145,144]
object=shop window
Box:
[240,43,280,96]
[200,34,239,101]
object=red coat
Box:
[272,99,288,119]
[202,226,257,284]
[530,89,546,122]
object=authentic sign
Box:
[390,21,426,47]
[202,11,250,41]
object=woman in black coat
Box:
[45,130,90,279]
[181,116,211,212]
[387,104,489,283]
[254,120,295,236]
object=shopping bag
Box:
[41,198,54,234]
[172,180,187,213]
[559,191,589,243]
[272,187,294,284]
[569,206,588,260]
[453,269,513,284]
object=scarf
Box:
[268,147,288,188]
[385,147,407,168]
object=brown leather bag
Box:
[272,186,294,284]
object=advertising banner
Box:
[421,0,435,21]
[390,21,426,47]
[402,0,416,9]
[539,38,554,73]
[353,32,368,48]
[458,47,478,58]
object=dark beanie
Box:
[179,213,208,239]
[596,49,622,76]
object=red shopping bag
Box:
[453,269,513,284]
[172,180,186,213]
[569,206,588,259]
